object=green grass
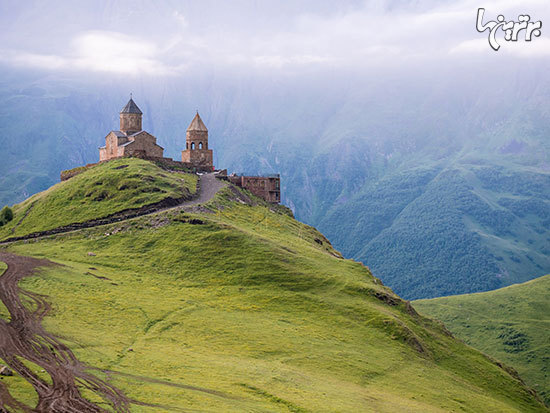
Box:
[0,358,39,407]
[0,158,198,240]
[1,186,547,412]
[414,275,550,406]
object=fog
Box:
[1,0,548,79]
[0,0,549,209]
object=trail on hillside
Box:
[0,251,131,412]
[0,173,227,245]
[188,173,227,205]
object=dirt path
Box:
[11,201,36,234]
[0,251,131,412]
[185,173,227,206]
[0,173,227,245]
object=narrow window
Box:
[199,142,203,149]
[191,142,195,150]
[186,142,189,150]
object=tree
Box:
[0,206,13,226]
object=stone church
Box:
[94,97,280,203]
[99,98,164,161]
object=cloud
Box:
[71,31,180,75]
[449,38,491,54]
[173,11,188,28]
[0,31,183,76]
[507,37,550,57]
[451,36,550,57]
[253,54,331,68]
[7,52,67,70]
[0,0,548,76]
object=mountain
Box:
[0,64,549,300]
[414,274,550,406]
[0,158,547,411]
[316,160,550,299]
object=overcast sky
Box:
[0,0,548,79]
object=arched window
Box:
[191,142,195,150]
[199,142,203,149]
[186,142,189,150]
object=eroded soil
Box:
[0,251,131,412]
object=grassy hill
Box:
[0,159,547,411]
[0,158,198,240]
[414,275,550,405]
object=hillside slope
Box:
[0,160,547,411]
[0,158,198,240]
[414,275,550,405]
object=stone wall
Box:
[186,130,209,150]
[120,113,142,134]
[123,132,164,158]
[181,148,213,170]
[99,147,107,162]
[100,131,163,161]
[100,132,127,161]
[181,122,214,170]
[60,156,209,182]
[60,163,99,181]
[226,174,281,203]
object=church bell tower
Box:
[181,112,213,170]
[120,97,143,135]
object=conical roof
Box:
[187,112,208,132]
[120,98,143,114]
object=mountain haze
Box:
[1,61,549,299]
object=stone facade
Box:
[94,99,281,203]
[120,113,142,135]
[99,98,164,161]
[228,174,281,203]
[181,113,214,170]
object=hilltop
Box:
[0,158,198,241]
[414,274,550,406]
[0,158,547,411]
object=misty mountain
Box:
[1,56,549,299]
